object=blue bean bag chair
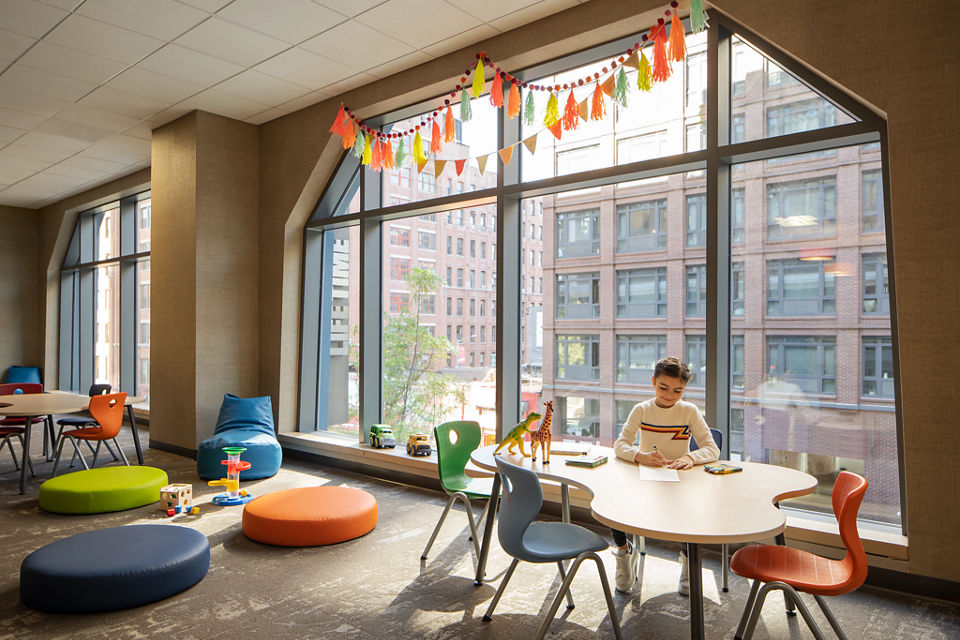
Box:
[4,365,41,384]
[197,394,282,480]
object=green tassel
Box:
[637,49,653,92]
[352,130,365,158]
[395,138,406,167]
[523,92,535,126]
[615,67,629,107]
[460,88,472,123]
[690,0,709,33]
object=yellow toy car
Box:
[406,434,431,456]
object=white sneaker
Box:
[677,549,690,596]
[615,543,637,593]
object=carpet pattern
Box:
[1,429,958,639]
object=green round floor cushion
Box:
[39,466,169,514]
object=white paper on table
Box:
[636,466,680,482]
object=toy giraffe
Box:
[494,412,541,457]
[530,401,554,464]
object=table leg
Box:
[475,472,501,586]
[688,542,704,640]
[45,415,56,461]
[561,484,570,523]
[19,415,34,494]
[774,505,796,616]
[126,405,143,465]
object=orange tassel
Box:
[383,139,394,170]
[652,21,671,82]
[590,80,605,121]
[669,11,686,62]
[444,106,455,143]
[490,72,503,107]
[562,91,579,131]
[329,105,347,136]
[431,120,441,154]
[507,82,521,118]
[341,119,356,149]
[371,136,383,171]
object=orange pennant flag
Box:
[522,134,538,155]
[416,157,429,174]
[578,99,589,122]
[454,159,467,176]
[547,120,563,140]
[623,51,640,70]
[601,75,615,97]
[476,154,489,175]
[498,145,514,167]
[434,159,447,178]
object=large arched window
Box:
[59,190,151,408]
[300,14,901,530]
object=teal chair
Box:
[421,421,493,571]
[483,457,622,640]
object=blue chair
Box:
[421,421,493,571]
[196,394,282,480]
[3,366,41,385]
[483,457,622,640]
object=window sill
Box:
[279,431,908,566]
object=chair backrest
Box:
[88,384,112,396]
[0,382,43,395]
[213,394,276,436]
[4,365,41,385]
[433,420,481,491]
[690,427,722,453]
[495,457,544,561]
[832,471,869,593]
[88,392,127,439]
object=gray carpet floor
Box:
[1,427,958,640]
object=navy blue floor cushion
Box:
[197,393,282,480]
[20,524,209,613]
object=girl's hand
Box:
[636,449,668,467]
[667,455,694,470]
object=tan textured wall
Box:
[0,206,40,381]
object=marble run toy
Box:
[208,446,254,506]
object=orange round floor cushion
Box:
[241,486,377,546]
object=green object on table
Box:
[39,466,169,514]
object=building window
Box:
[862,169,884,232]
[446,297,452,315]
[469,270,476,289]
[418,231,436,250]
[417,172,436,193]
[389,292,410,313]
[862,336,894,398]
[767,98,836,137]
[685,335,707,387]
[418,294,435,315]
[766,258,836,316]
[731,335,744,389]
[616,335,666,383]
[480,299,486,316]
[446,236,452,254]
[617,267,667,317]
[862,253,889,315]
[456,268,463,288]
[389,257,410,281]
[480,326,486,343]
[732,262,745,317]
[556,209,600,258]
[731,113,745,143]
[556,272,600,318]
[766,335,836,395]
[456,237,463,256]
[685,264,707,317]
[731,187,745,244]
[617,199,667,252]
[469,298,476,316]
[556,334,600,381]
[557,144,601,174]
[470,239,476,257]
[389,227,410,246]
[686,194,706,247]
[456,299,463,316]
[558,396,600,439]
[766,177,836,240]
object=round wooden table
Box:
[470,444,817,640]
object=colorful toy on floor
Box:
[207,447,253,506]
[161,483,193,516]
[530,401,554,464]
[493,411,541,457]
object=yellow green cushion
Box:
[39,466,169,514]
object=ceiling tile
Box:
[276,88,331,113]
[255,47,354,88]
[118,120,154,141]
[0,28,37,61]
[0,0,68,39]
[0,185,54,207]
[216,0,346,45]
[0,64,95,102]
[488,0,578,33]
[175,89,271,121]
[36,0,84,10]
[0,88,69,118]
[143,105,196,129]
[107,67,206,103]
[175,17,290,67]
[19,171,91,191]
[16,41,128,85]
[53,104,143,133]
[1,140,75,163]
[137,43,244,86]
[421,23,499,58]
[355,0,481,49]
[0,106,47,130]
[58,154,128,173]
[319,72,379,98]
[300,20,414,72]
[244,107,288,125]
[0,164,36,185]
[358,49,431,79]
[44,161,108,180]
[313,0,386,18]
[174,0,232,11]
[45,14,165,64]
[82,134,151,164]
[35,118,114,144]
[0,152,51,172]
[15,130,90,154]
[76,0,209,41]
[0,125,27,143]
[215,70,313,105]
[446,0,544,22]
[78,86,173,119]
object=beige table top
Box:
[471,444,818,544]
[47,390,145,405]
[0,392,90,417]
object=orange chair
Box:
[730,471,868,640]
[51,392,129,476]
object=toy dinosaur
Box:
[530,401,553,464]
[493,412,541,457]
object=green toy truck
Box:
[369,424,396,449]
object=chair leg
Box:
[535,552,623,640]
[422,492,472,561]
[735,579,761,640]
[102,439,120,461]
[91,441,102,467]
[469,499,490,543]
[555,561,575,609]
[13,435,35,477]
[71,437,90,470]
[722,543,729,592]
[1,436,18,470]
[460,495,482,560]
[114,438,129,465]
[51,436,67,477]
[813,594,849,640]
[741,581,827,640]
[483,557,519,621]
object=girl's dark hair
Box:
[654,356,692,383]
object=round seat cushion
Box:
[242,486,377,546]
[39,466,169,514]
[21,524,210,613]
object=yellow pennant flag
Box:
[498,145,514,167]
[522,134,538,155]
[476,154,489,175]
[433,159,447,178]
[416,157,429,174]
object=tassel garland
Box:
[412,131,427,165]
[383,139,394,170]
[590,80,606,121]
[490,72,503,107]
[444,106,455,143]
[562,90,579,130]
[431,120,442,154]
[615,67,629,107]
[638,48,653,91]
[341,119,357,149]
[507,81,521,119]
[543,92,559,127]
[460,88,472,123]
[690,0,709,33]
[370,136,382,171]
[651,21,671,82]
[471,58,485,98]
[361,132,372,165]
[395,138,406,168]
[351,129,364,159]
[329,105,347,136]
[669,11,686,62]
[523,91,535,126]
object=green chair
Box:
[421,421,493,571]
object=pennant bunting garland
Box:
[326,2,694,174]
